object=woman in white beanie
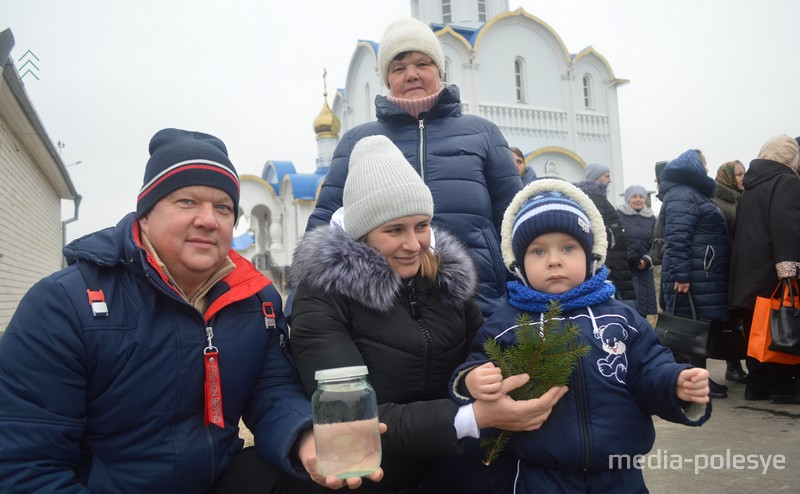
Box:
[290,136,565,493]
[305,17,521,319]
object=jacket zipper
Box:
[203,324,218,487]
[407,282,433,396]
[418,119,426,182]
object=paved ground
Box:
[643,359,798,493]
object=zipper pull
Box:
[407,282,421,319]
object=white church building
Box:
[236,0,626,285]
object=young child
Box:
[450,179,711,493]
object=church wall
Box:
[343,46,384,131]
[476,22,566,109]
[573,58,610,114]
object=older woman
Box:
[305,17,521,318]
[712,160,748,384]
[617,185,658,317]
[730,135,800,404]
[659,149,730,398]
[290,136,565,493]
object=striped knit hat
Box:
[501,179,607,283]
[137,128,239,219]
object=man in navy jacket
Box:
[0,128,381,493]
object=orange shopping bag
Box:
[748,280,800,365]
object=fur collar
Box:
[574,180,608,197]
[617,203,654,218]
[289,225,477,312]
[713,182,740,205]
[501,179,608,272]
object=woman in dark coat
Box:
[290,136,565,493]
[575,164,635,302]
[729,135,800,404]
[617,184,658,316]
[659,149,730,397]
[712,161,749,383]
[304,17,521,319]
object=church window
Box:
[582,74,594,110]
[443,57,452,85]
[478,0,486,21]
[515,57,527,103]
[442,0,452,23]
[545,160,560,175]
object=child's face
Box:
[523,232,587,294]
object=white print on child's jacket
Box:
[596,323,629,384]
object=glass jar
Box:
[312,365,382,479]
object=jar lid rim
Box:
[315,365,369,381]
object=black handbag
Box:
[655,291,710,357]
[768,278,800,356]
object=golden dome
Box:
[313,68,341,140]
[313,97,340,139]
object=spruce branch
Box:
[479,301,589,465]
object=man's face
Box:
[139,186,235,290]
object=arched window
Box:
[443,57,452,86]
[364,83,371,121]
[514,57,527,103]
[582,74,594,110]
[442,0,452,23]
[545,160,560,175]
[477,0,486,21]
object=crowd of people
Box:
[0,14,794,494]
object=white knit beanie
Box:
[343,135,434,240]
[378,17,445,88]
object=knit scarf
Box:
[508,265,615,313]
[387,89,442,118]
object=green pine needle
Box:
[480,301,589,465]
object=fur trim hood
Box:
[573,180,609,197]
[289,225,477,312]
[501,178,608,271]
[713,180,740,205]
[659,150,716,198]
[617,203,654,218]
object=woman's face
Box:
[734,163,745,191]
[628,193,646,211]
[365,214,432,279]
[387,51,442,99]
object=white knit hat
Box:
[343,135,434,240]
[377,17,445,88]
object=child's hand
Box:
[676,367,710,404]
[465,362,504,401]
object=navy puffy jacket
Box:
[306,85,522,317]
[0,214,312,493]
[659,151,729,321]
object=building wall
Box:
[0,115,64,332]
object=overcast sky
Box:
[4,0,798,241]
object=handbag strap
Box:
[779,278,799,308]
[670,290,699,320]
